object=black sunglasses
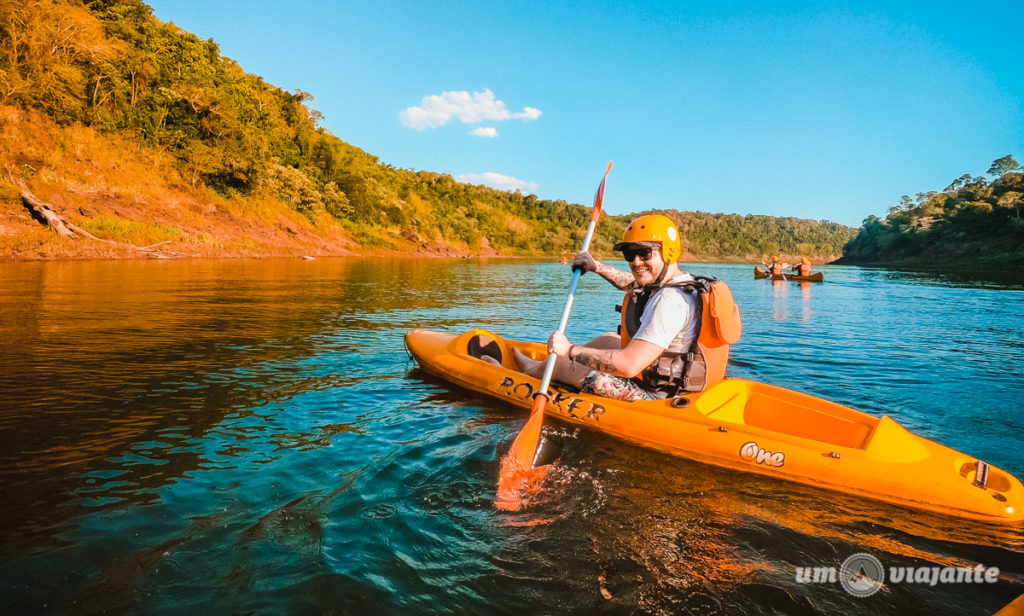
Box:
[622,246,654,262]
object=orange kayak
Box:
[755,266,824,282]
[405,328,1024,524]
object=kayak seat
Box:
[467,333,503,365]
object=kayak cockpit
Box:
[694,379,878,450]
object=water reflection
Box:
[799,282,812,322]
[857,265,1024,290]
[770,281,787,322]
[763,278,816,323]
[0,257,512,552]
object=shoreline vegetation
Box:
[837,156,1024,268]
[1,1,1018,269]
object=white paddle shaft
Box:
[536,217,599,396]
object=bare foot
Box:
[479,354,501,367]
[512,346,544,378]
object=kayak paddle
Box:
[496,161,612,511]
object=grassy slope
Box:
[0,105,441,260]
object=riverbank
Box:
[0,225,839,263]
[0,171,500,262]
[0,105,502,262]
[831,252,1024,269]
[0,173,832,263]
[0,165,491,262]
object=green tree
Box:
[987,155,1020,177]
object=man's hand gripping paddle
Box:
[495,161,612,511]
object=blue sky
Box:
[146,1,1022,227]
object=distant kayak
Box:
[405,328,1024,524]
[755,266,824,282]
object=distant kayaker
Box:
[792,256,813,277]
[765,255,789,277]
[505,214,737,401]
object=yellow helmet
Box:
[802,256,810,264]
[773,255,781,262]
[613,214,681,264]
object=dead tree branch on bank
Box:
[6,168,102,239]
[5,167,185,257]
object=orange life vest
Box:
[798,262,812,276]
[770,262,785,276]
[619,276,742,395]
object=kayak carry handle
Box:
[974,460,990,489]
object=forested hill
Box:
[840,157,1024,266]
[0,0,853,261]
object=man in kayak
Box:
[505,214,703,401]
[765,255,789,277]
[791,256,812,277]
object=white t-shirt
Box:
[632,274,700,352]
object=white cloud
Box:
[457,172,539,193]
[514,107,542,121]
[399,89,542,130]
[471,127,498,138]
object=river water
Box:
[0,258,1021,615]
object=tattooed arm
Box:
[593,261,637,291]
[550,332,663,377]
[574,250,635,291]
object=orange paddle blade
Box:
[509,395,546,467]
[495,395,549,510]
[590,161,613,222]
[495,452,551,512]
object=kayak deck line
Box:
[404,328,1024,524]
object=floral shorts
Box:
[581,371,657,402]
